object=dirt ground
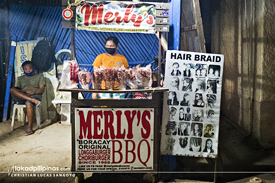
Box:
[1,119,275,183]
[0,120,76,183]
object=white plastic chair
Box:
[11,103,41,131]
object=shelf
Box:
[58,87,169,93]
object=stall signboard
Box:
[160,50,224,158]
[75,108,154,171]
[75,1,156,33]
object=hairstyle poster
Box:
[160,50,224,158]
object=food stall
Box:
[60,0,170,180]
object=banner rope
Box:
[69,0,83,7]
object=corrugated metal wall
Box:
[9,4,159,98]
[9,4,159,67]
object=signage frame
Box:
[58,88,168,173]
[160,50,224,159]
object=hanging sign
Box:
[75,108,154,171]
[75,1,156,33]
[160,50,224,158]
[62,0,76,28]
[63,6,74,20]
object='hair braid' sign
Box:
[161,51,224,158]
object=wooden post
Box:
[1,0,11,121]
[71,28,76,60]
[158,32,162,87]
[180,0,206,52]
[193,0,206,53]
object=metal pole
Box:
[71,92,77,172]
[2,38,16,122]
[71,28,76,60]
[158,32,162,87]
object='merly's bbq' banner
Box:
[75,108,154,171]
[76,1,156,33]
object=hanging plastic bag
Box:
[101,66,115,90]
[59,60,79,89]
[70,60,79,83]
[116,66,127,90]
[92,67,102,90]
[78,68,91,90]
[126,67,138,89]
[137,64,152,89]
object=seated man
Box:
[10,61,45,136]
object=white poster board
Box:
[160,50,224,158]
[14,41,38,78]
[75,108,154,171]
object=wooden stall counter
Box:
[58,87,169,108]
[58,87,169,173]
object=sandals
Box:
[25,130,34,136]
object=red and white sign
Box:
[75,108,154,171]
[63,6,73,20]
[75,1,156,33]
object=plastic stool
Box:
[11,103,41,130]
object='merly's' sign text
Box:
[80,4,154,27]
[78,109,152,140]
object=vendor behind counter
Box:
[92,36,129,99]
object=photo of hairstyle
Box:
[207,109,215,119]
[192,109,204,122]
[170,77,180,90]
[201,68,207,77]
[179,107,185,120]
[190,123,203,137]
[195,69,201,77]
[182,78,193,92]
[195,78,206,93]
[171,62,181,76]
[165,137,175,150]
[214,69,220,78]
[180,93,191,106]
[183,63,194,77]
[203,124,215,138]
[179,137,188,148]
[207,94,217,108]
[195,64,207,77]
[208,65,220,78]
[185,107,192,121]
[167,91,179,106]
[203,139,214,153]
[189,137,202,152]
[178,122,190,136]
[165,121,177,135]
[169,107,177,121]
[193,93,205,107]
[207,79,218,94]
